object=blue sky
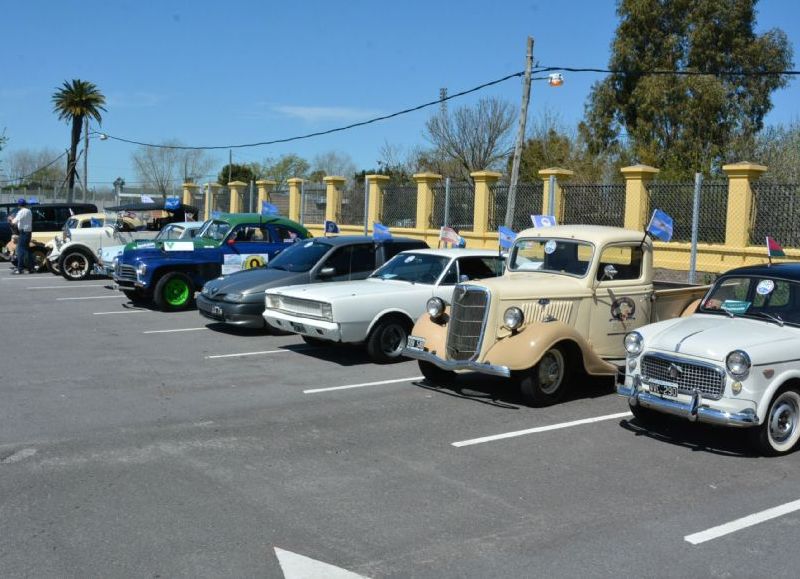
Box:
[2,0,798,187]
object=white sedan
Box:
[263,248,506,362]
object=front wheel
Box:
[749,386,800,456]
[60,250,93,280]
[518,346,570,406]
[418,360,456,386]
[366,317,412,363]
[153,272,195,311]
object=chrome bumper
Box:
[618,375,758,428]
[401,347,511,378]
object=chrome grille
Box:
[115,264,137,282]
[641,354,725,400]
[270,296,325,319]
[446,286,489,361]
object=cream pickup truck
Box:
[403,225,709,406]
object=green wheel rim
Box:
[164,278,190,306]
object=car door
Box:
[221,224,277,272]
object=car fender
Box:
[409,311,449,356]
[483,320,618,375]
[753,368,800,424]
[56,241,94,261]
[365,306,417,337]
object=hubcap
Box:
[66,256,87,277]
[538,349,565,395]
[164,278,189,306]
[769,395,799,445]
[380,324,406,356]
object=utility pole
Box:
[504,36,534,228]
[83,116,89,200]
[228,149,233,184]
[439,87,447,116]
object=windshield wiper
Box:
[750,311,785,327]
[719,306,736,318]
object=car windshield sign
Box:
[699,276,800,326]
[509,238,593,277]
[370,253,450,284]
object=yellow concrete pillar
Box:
[470,171,502,235]
[256,179,276,212]
[723,162,767,247]
[620,165,659,231]
[227,180,247,213]
[323,176,346,223]
[366,175,390,226]
[287,178,303,223]
[413,172,442,230]
[539,168,575,223]
[182,182,199,207]
[205,183,221,218]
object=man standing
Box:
[10,198,33,274]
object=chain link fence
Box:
[647,181,728,243]
[430,182,474,230]
[339,183,364,226]
[212,187,230,214]
[271,188,290,218]
[300,183,326,224]
[490,182,544,230]
[751,182,800,246]
[381,184,417,228]
[561,184,626,228]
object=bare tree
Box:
[424,97,516,182]
[311,151,357,183]
[4,148,66,187]
[132,140,215,199]
[258,154,310,190]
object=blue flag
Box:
[647,209,674,242]
[261,201,279,215]
[211,211,221,219]
[373,222,392,240]
[498,226,516,250]
[90,217,103,228]
[27,197,39,205]
[531,214,557,228]
[324,220,339,234]
[165,196,180,210]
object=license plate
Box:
[650,383,678,397]
[290,322,307,333]
[211,305,223,317]
[407,336,426,349]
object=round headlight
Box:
[726,350,751,377]
[426,297,445,318]
[503,306,524,330]
[624,332,643,355]
[136,263,147,276]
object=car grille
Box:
[641,354,725,400]
[115,264,137,282]
[269,296,326,320]
[446,286,489,361]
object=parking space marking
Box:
[685,498,800,545]
[93,310,149,315]
[451,411,632,447]
[143,327,209,334]
[304,376,422,394]
[27,284,109,289]
[57,295,121,301]
[205,348,310,359]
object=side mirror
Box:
[318,266,336,278]
[602,264,618,281]
[226,238,236,245]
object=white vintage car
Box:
[263,248,506,362]
[619,262,800,455]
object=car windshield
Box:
[699,276,800,326]
[508,238,594,277]
[197,219,230,241]
[268,239,331,272]
[155,224,185,241]
[370,253,450,284]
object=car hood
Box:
[642,313,800,362]
[268,278,428,301]
[207,268,309,295]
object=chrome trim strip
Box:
[754,357,800,367]
[402,347,510,378]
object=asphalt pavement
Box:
[1,265,799,578]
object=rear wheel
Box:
[366,317,412,363]
[153,272,195,311]
[519,346,570,406]
[749,386,800,456]
[30,247,47,273]
[60,250,93,280]
[418,360,456,386]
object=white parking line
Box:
[57,295,120,301]
[205,349,305,359]
[27,284,109,290]
[304,376,422,394]
[451,411,633,447]
[685,498,800,545]
[143,327,209,334]
[93,310,149,315]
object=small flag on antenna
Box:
[767,236,785,259]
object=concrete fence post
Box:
[182,182,199,207]
[287,178,303,223]
[413,173,442,230]
[227,180,247,213]
[255,179,276,213]
[323,176,346,223]
[470,171,502,235]
[205,183,221,218]
[620,165,659,231]
[722,162,768,248]
[366,175,390,226]
[539,167,575,223]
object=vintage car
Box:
[198,235,428,328]
[97,221,202,277]
[263,248,506,362]
[45,212,145,279]
[114,213,310,311]
[618,263,800,456]
[104,201,200,231]
[402,225,709,405]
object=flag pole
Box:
[767,236,772,266]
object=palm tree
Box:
[52,79,106,202]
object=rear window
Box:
[383,240,428,260]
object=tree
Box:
[132,141,215,199]
[729,120,800,182]
[217,163,256,186]
[424,97,516,182]
[51,79,106,201]
[581,0,793,179]
[311,151,356,184]
[4,148,67,188]
[257,154,310,190]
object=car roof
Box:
[397,247,503,258]
[4,202,96,210]
[516,224,650,246]
[721,262,800,282]
[213,213,309,233]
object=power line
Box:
[536,65,800,77]
[0,151,67,184]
